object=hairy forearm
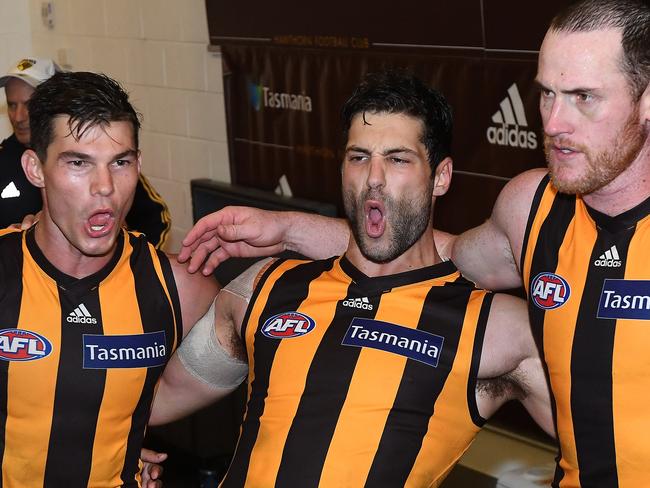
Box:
[284,212,350,259]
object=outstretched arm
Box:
[178,206,349,275]
[149,284,249,425]
[476,293,554,437]
[452,168,546,290]
[150,259,270,424]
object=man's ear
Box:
[640,82,650,126]
[432,157,452,197]
[21,149,45,188]
[137,150,142,175]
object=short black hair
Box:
[341,70,453,172]
[550,0,650,99]
[28,71,141,161]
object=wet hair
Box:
[28,71,141,161]
[341,70,453,172]
[549,0,650,99]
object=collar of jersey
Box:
[26,226,125,290]
[337,255,459,294]
[584,192,650,233]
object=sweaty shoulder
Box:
[491,168,548,266]
[168,253,220,337]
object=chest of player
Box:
[524,196,650,428]
[0,251,178,396]
[244,260,483,416]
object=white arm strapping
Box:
[220,258,273,304]
[176,299,248,389]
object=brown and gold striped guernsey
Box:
[0,228,183,488]
[521,174,650,487]
[222,256,493,487]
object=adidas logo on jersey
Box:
[594,245,622,268]
[342,297,373,310]
[67,303,98,324]
[486,83,538,150]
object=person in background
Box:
[0,57,171,248]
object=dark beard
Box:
[343,186,432,264]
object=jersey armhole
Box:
[467,292,494,427]
[519,174,551,276]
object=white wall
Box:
[0,1,32,136]
[2,0,230,251]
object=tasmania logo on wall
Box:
[0,328,53,361]
[261,311,315,338]
[530,272,570,310]
[247,80,312,112]
[486,83,538,150]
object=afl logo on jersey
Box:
[0,328,53,361]
[531,272,571,309]
[261,312,315,339]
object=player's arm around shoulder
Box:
[476,292,554,437]
[452,168,547,290]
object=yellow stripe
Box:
[88,234,147,486]
[3,235,61,486]
[146,242,179,350]
[319,280,432,486]
[548,200,595,488]
[243,261,349,488]
[612,218,650,487]
[406,290,485,487]
[522,183,558,293]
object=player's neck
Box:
[583,141,650,216]
[345,231,441,278]
[33,220,117,279]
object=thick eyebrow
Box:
[345,145,417,156]
[533,79,597,95]
[345,145,370,155]
[382,147,417,157]
[57,149,138,162]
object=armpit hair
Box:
[476,369,529,402]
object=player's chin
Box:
[78,233,122,258]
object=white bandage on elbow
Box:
[177,300,248,389]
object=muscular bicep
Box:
[476,293,554,436]
[478,293,534,380]
[452,168,546,290]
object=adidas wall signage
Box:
[486,83,538,150]
[342,297,373,310]
[67,303,98,324]
[594,245,622,268]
